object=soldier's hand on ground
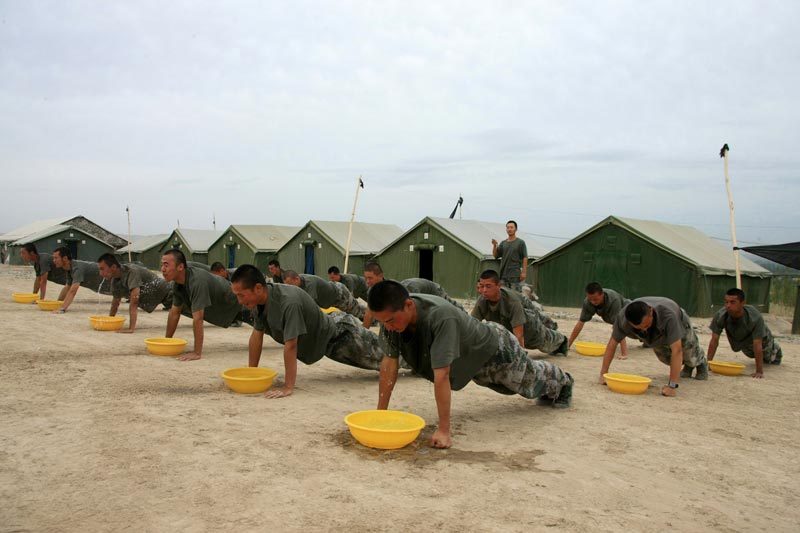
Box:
[661,385,677,397]
[751,371,763,379]
[178,352,202,361]
[431,428,452,449]
[598,374,606,385]
[265,386,293,399]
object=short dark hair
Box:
[624,301,650,326]
[210,261,226,272]
[327,266,340,275]
[283,269,299,281]
[163,248,187,267]
[54,246,72,260]
[23,243,38,255]
[725,288,746,302]
[364,261,383,275]
[268,259,281,268]
[368,280,409,312]
[479,269,500,283]
[506,220,518,229]
[97,253,120,268]
[231,264,266,289]
[586,282,603,294]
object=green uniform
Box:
[497,238,527,285]
[111,264,173,313]
[32,252,68,285]
[579,288,630,324]
[381,294,573,400]
[65,260,112,294]
[187,261,211,271]
[471,287,567,355]
[613,297,707,369]
[400,278,466,313]
[338,273,369,300]
[254,283,384,369]
[710,305,782,364]
[171,266,242,327]
[299,274,366,320]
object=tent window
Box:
[631,253,641,264]
[583,252,593,262]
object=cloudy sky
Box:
[1,1,798,249]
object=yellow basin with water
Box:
[603,373,652,395]
[575,341,606,357]
[36,300,63,311]
[709,360,745,376]
[344,410,426,450]
[89,315,126,331]
[221,367,278,394]
[144,337,188,356]
[13,292,39,304]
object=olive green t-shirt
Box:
[497,238,527,281]
[612,296,687,346]
[339,273,369,300]
[400,278,442,295]
[187,261,211,271]
[253,283,337,365]
[32,252,68,284]
[299,274,338,308]
[111,264,172,313]
[66,260,110,293]
[709,305,769,352]
[471,287,527,331]
[171,266,241,327]
[381,294,498,390]
[579,288,630,324]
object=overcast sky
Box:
[1,1,798,249]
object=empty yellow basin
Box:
[604,373,652,395]
[709,360,745,376]
[221,367,278,394]
[144,337,188,356]
[344,410,426,450]
[12,292,39,304]
[89,315,126,331]
[36,300,63,311]
[320,307,339,314]
[575,341,606,357]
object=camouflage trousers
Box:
[652,327,708,368]
[741,334,783,364]
[526,301,558,331]
[324,311,386,371]
[523,309,567,355]
[333,282,367,321]
[471,322,573,400]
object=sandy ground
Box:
[1,264,799,533]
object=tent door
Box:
[419,249,433,280]
[66,239,79,260]
[227,245,236,268]
[304,245,315,275]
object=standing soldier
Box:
[491,220,528,292]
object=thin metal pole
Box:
[721,144,742,288]
[126,206,132,263]
[343,176,362,273]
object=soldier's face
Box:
[98,261,115,280]
[20,249,32,263]
[231,282,265,309]
[211,269,228,279]
[268,264,279,276]
[328,272,341,282]
[477,278,501,302]
[364,271,383,287]
[373,300,415,332]
[506,223,517,237]
[630,309,654,331]
[161,255,181,282]
[284,276,301,287]
[724,295,744,314]
[53,251,64,268]
[587,292,605,306]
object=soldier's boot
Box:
[694,362,709,381]
[680,364,694,378]
[550,338,569,356]
[536,373,573,408]
[771,348,783,365]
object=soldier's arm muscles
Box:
[599,337,619,382]
[752,338,764,378]
[265,337,298,398]
[377,356,399,409]
[668,339,683,384]
[165,305,181,338]
[109,297,121,317]
[248,328,264,367]
[707,332,720,361]
[432,365,453,449]
[568,321,585,347]
[127,288,140,332]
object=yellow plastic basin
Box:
[604,373,652,395]
[575,341,606,357]
[36,300,63,311]
[144,337,188,356]
[344,410,426,450]
[89,315,126,331]
[709,360,745,376]
[221,367,278,394]
[12,292,39,304]
[320,307,339,314]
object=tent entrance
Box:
[419,249,433,280]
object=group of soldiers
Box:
[15,219,783,448]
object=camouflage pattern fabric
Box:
[471,322,573,400]
[523,309,567,355]
[741,334,783,364]
[324,311,385,370]
[332,281,367,321]
[652,325,708,368]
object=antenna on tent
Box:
[213,212,216,230]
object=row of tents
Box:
[0,214,775,317]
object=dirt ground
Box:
[1,264,799,532]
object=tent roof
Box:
[10,224,113,247]
[165,229,224,254]
[213,225,301,252]
[540,216,769,275]
[295,221,404,255]
[0,217,72,242]
[117,234,170,254]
